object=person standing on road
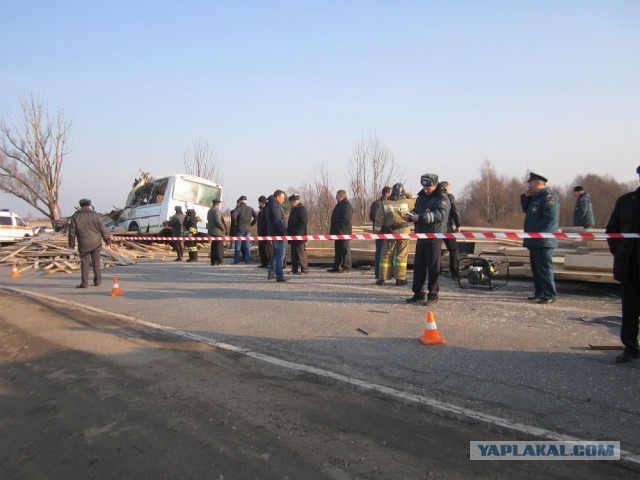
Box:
[266,190,287,282]
[374,183,414,286]
[256,195,272,268]
[207,199,227,266]
[327,190,354,273]
[405,173,450,306]
[369,186,392,279]
[184,203,200,262]
[441,181,461,279]
[521,172,560,304]
[287,194,309,275]
[168,205,185,261]
[231,196,257,264]
[605,165,640,363]
[68,198,112,288]
[573,186,595,229]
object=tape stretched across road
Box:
[107,232,640,242]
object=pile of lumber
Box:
[0,238,172,275]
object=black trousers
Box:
[80,247,102,287]
[621,281,640,354]
[411,239,443,298]
[258,240,272,267]
[290,240,309,273]
[173,240,183,260]
[333,240,352,270]
[210,240,225,265]
[443,237,458,276]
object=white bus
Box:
[106,174,223,235]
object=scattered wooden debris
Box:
[0,237,173,275]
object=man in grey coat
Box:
[68,198,112,288]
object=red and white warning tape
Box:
[105,232,640,242]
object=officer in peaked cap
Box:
[521,171,560,304]
[68,198,111,288]
[526,172,548,183]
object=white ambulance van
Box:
[0,210,32,243]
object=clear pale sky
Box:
[1,0,639,219]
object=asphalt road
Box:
[1,259,639,477]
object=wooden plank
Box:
[563,254,613,272]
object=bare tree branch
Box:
[348,132,399,225]
[0,94,69,221]
[183,137,223,184]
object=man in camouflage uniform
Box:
[374,183,415,286]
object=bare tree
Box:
[458,160,523,229]
[348,133,399,225]
[183,137,223,184]
[0,94,70,221]
[295,162,334,234]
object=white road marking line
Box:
[2,285,638,468]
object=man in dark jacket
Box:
[68,198,112,288]
[231,195,258,264]
[405,174,450,306]
[168,205,185,261]
[441,181,461,279]
[266,190,287,282]
[605,166,640,363]
[369,186,392,279]
[287,194,309,274]
[327,190,354,273]
[573,186,595,229]
[207,199,227,266]
[256,195,272,268]
[521,172,560,304]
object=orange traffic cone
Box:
[10,263,20,278]
[110,277,123,296]
[418,311,445,345]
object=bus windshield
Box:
[173,178,221,206]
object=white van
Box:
[0,210,32,243]
[106,174,223,235]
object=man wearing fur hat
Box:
[404,174,450,306]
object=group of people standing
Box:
[67,165,638,364]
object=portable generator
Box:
[457,252,509,290]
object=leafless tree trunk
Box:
[183,137,223,184]
[348,133,399,225]
[0,94,69,221]
[295,162,334,234]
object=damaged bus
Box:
[106,173,223,235]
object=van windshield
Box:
[172,178,221,206]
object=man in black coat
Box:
[231,196,258,264]
[266,190,287,282]
[207,199,227,266]
[327,190,353,273]
[168,205,185,261]
[606,165,640,363]
[287,194,309,274]
[256,195,272,268]
[68,198,112,288]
